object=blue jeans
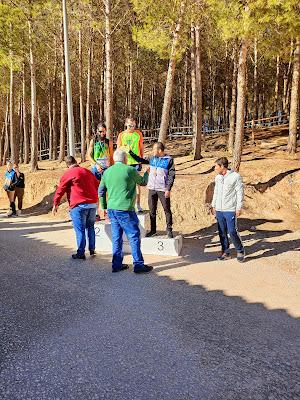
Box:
[216,211,244,254]
[107,209,144,271]
[70,206,96,256]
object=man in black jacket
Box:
[13,163,25,216]
[130,142,175,238]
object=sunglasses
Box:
[127,125,135,128]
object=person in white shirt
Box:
[211,157,245,263]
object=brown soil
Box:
[1,130,300,234]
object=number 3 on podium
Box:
[157,241,164,251]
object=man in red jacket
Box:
[52,156,99,260]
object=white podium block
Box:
[94,212,150,253]
[94,212,182,256]
[140,235,183,256]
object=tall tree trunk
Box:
[105,0,113,141]
[191,25,202,160]
[2,96,9,165]
[9,49,17,162]
[18,96,23,163]
[253,38,258,119]
[274,55,280,111]
[283,39,294,114]
[58,26,66,163]
[0,124,4,166]
[22,62,29,164]
[29,12,38,171]
[52,41,58,160]
[85,33,93,148]
[99,45,105,122]
[158,1,185,143]
[78,29,86,161]
[182,53,188,126]
[138,77,144,127]
[128,58,134,117]
[232,38,249,172]
[48,68,53,160]
[58,67,66,162]
[287,37,300,154]
[223,42,229,126]
[228,45,238,154]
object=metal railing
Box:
[37,114,291,159]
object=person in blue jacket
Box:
[3,160,17,217]
[129,142,175,238]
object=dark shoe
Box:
[237,252,245,263]
[146,230,157,237]
[112,264,129,273]
[72,253,86,260]
[134,265,153,274]
[217,253,231,261]
[167,230,173,238]
[90,250,96,256]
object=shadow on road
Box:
[0,217,299,399]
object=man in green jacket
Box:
[99,149,153,273]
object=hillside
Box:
[1,130,300,234]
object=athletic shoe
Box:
[136,204,143,213]
[6,210,13,217]
[112,264,129,273]
[217,253,231,261]
[146,231,157,237]
[167,230,174,238]
[72,253,86,260]
[17,210,22,216]
[237,252,245,263]
[90,250,96,256]
[134,265,153,274]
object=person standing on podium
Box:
[117,117,144,213]
[88,123,113,220]
[129,142,175,238]
[99,149,153,274]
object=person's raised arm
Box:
[133,167,149,186]
[128,150,150,165]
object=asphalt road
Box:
[0,218,300,400]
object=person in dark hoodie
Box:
[13,163,25,216]
[129,142,175,238]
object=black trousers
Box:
[148,190,173,232]
[14,187,25,210]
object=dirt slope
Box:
[1,131,300,234]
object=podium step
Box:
[94,213,182,256]
[141,235,183,256]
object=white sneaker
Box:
[17,210,22,216]
[6,210,13,217]
[136,204,143,213]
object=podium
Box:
[94,211,182,256]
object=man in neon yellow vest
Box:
[88,122,112,219]
[117,117,144,213]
